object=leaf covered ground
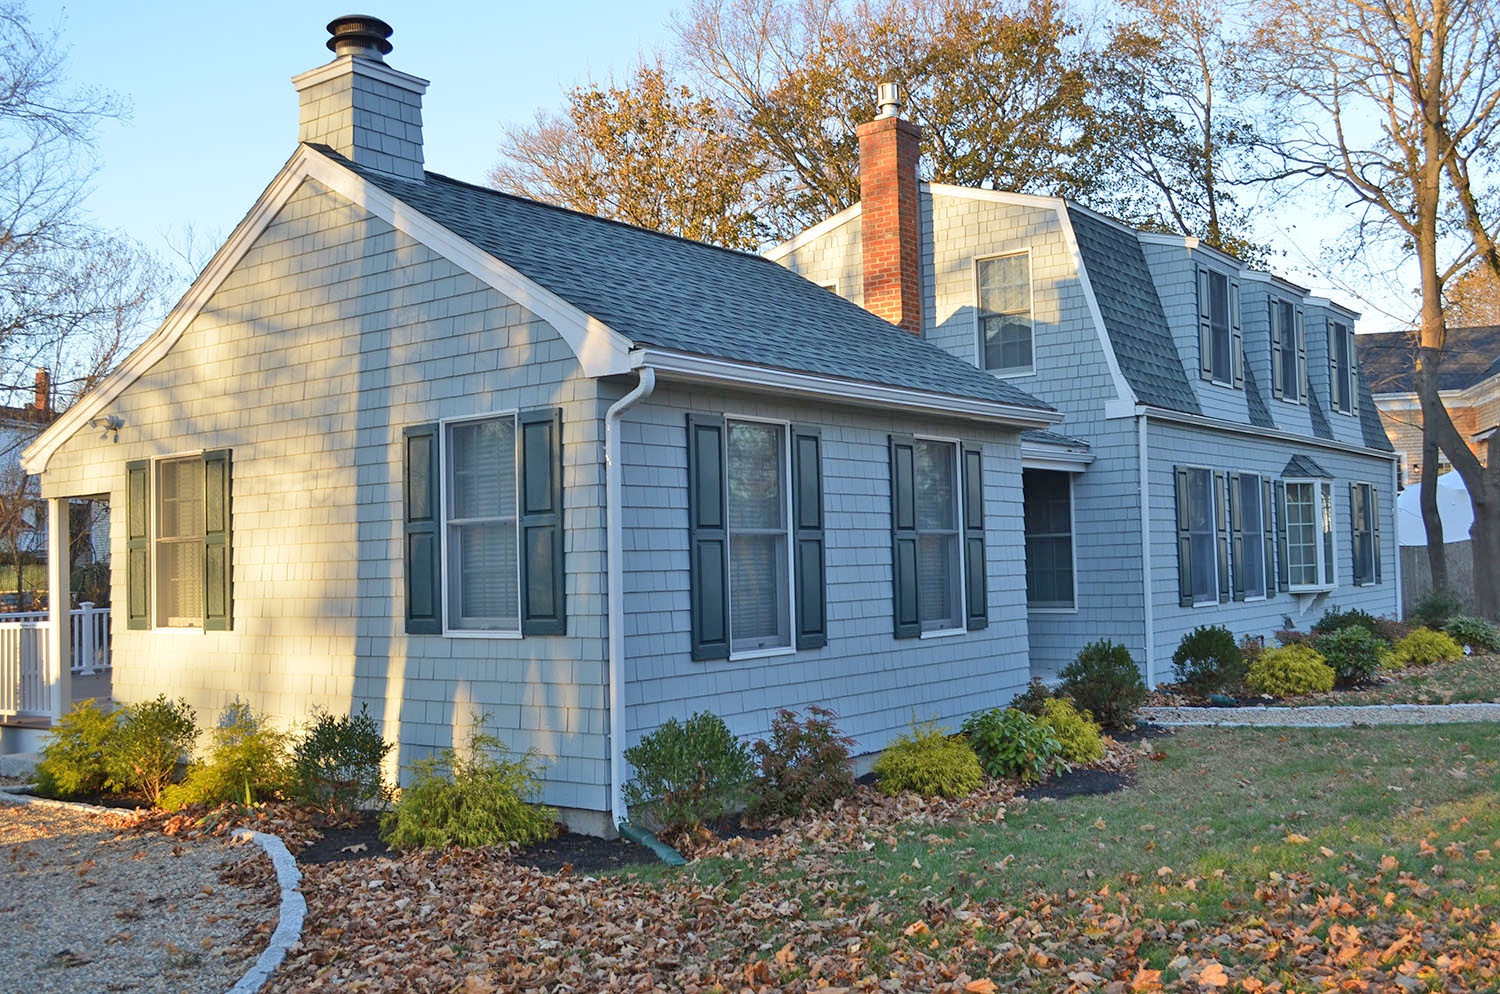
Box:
[257,724,1500,993]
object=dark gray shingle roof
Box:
[1306,383,1334,440]
[1021,428,1090,449]
[1358,374,1394,451]
[1244,363,1274,430]
[1284,454,1331,478]
[1358,326,1500,394]
[334,152,1053,415]
[1065,208,1200,414]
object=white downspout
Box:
[1391,457,1403,618]
[1138,413,1156,687]
[605,367,655,830]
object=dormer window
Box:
[1329,320,1357,414]
[1197,267,1242,388]
[977,253,1033,374]
[1270,298,1305,404]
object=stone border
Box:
[1141,702,1500,727]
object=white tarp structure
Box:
[1397,471,1474,546]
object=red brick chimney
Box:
[857,83,923,335]
[33,369,49,414]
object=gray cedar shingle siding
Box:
[333,151,1053,415]
[1066,208,1201,414]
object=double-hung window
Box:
[1175,467,1224,606]
[126,451,233,631]
[1350,481,1381,586]
[1023,469,1074,609]
[977,253,1033,373]
[1329,320,1357,414]
[687,415,825,659]
[891,435,987,636]
[1229,473,1275,600]
[403,409,564,636]
[1197,267,1242,387]
[1270,298,1305,403]
[1281,478,1335,590]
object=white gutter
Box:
[1392,455,1404,619]
[1135,405,1399,460]
[1138,414,1156,687]
[605,367,655,830]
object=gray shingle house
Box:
[18,19,1062,833]
[770,87,1400,685]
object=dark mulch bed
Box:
[1019,767,1132,801]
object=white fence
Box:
[0,604,111,718]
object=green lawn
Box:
[1299,652,1500,705]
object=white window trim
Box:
[1284,477,1336,592]
[974,249,1035,377]
[1024,468,1078,613]
[439,409,523,639]
[725,415,797,660]
[149,449,211,632]
[914,432,969,634]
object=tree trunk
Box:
[1420,437,1447,593]
[1471,464,1500,621]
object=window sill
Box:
[919,626,966,640]
[444,629,522,639]
[151,626,206,635]
[1288,584,1335,594]
[1191,598,1221,608]
[986,366,1035,379]
[730,645,795,662]
[1277,398,1305,406]
[1028,604,1077,614]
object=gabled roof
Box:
[1284,454,1331,478]
[1358,326,1500,394]
[1065,208,1200,414]
[337,152,1054,417]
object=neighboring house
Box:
[0,372,58,561]
[20,19,1063,834]
[1357,326,1500,485]
[770,87,1400,684]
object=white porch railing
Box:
[0,604,111,719]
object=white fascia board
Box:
[764,203,863,262]
[1021,443,1095,471]
[925,183,1066,212]
[635,349,1062,429]
[1139,405,1399,460]
[290,55,430,94]
[23,146,633,474]
[1307,296,1361,319]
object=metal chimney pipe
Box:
[876,82,903,120]
[325,15,394,61]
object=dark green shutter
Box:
[1214,471,1230,601]
[1229,472,1245,601]
[1347,326,1360,413]
[403,424,441,635]
[1230,278,1244,389]
[1295,310,1308,402]
[890,434,920,638]
[1373,487,1382,583]
[1274,479,1289,591]
[126,460,151,630]
[962,444,988,630]
[1175,467,1193,607]
[1197,269,1213,379]
[687,415,729,660]
[791,425,826,649]
[202,450,232,631]
[1262,476,1276,598]
[1270,303,1284,399]
[519,408,565,635]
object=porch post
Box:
[46,497,70,722]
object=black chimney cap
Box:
[326,15,394,59]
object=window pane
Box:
[979,255,1032,370]
[727,422,784,530]
[157,457,205,627]
[449,419,515,521]
[1024,470,1073,607]
[1321,482,1335,584]
[1208,272,1231,382]
[446,416,519,631]
[159,459,203,539]
[726,421,790,652]
[915,441,956,531]
[1239,475,1265,598]
[450,522,518,628]
[1285,482,1318,586]
[1278,302,1299,401]
[917,533,959,628]
[730,533,788,647]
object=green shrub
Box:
[1246,645,1336,696]
[1008,678,1054,718]
[748,706,856,822]
[1059,639,1147,731]
[1038,697,1104,764]
[1410,589,1465,630]
[1239,635,1267,668]
[379,722,557,850]
[873,722,983,798]
[108,695,197,805]
[34,698,118,798]
[1273,628,1315,648]
[1311,607,1388,643]
[1390,627,1464,668]
[1313,626,1389,687]
[291,706,393,814]
[1171,625,1246,695]
[1445,614,1500,653]
[160,700,290,811]
[623,712,754,836]
[960,708,1060,782]
[1373,616,1414,645]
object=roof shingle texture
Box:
[1065,208,1200,414]
[336,152,1053,414]
[1358,327,1500,395]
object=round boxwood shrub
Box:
[1246,644,1335,696]
[623,711,754,836]
[1312,625,1389,687]
[1037,697,1104,764]
[1389,627,1464,668]
[1059,639,1147,731]
[960,708,1060,783]
[1171,624,1245,695]
[1445,614,1500,654]
[873,723,983,799]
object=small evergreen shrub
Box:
[1445,614,1500,653]
[1246,645,1336,696]
[1171,625,1246,695]
[379,722,557,850]
[623,712,754,836]
[1059,639,1147,731]
[748,706,856,822]
[34,698,118,798]
[1312,607,1388,643]
[1390,627,1464,668]
[1037,697,1104,764]
[960,708,1060,783]
[873,722,983,798]
[108,695,197,805]
[291,706,393,813]
[1410,589,1465,630]
[1372,616,1414,645]
[1313,626,1388,687]
[1008,678,1054,718]
[160,700,291,811]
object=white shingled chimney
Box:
[291,15,429,181]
